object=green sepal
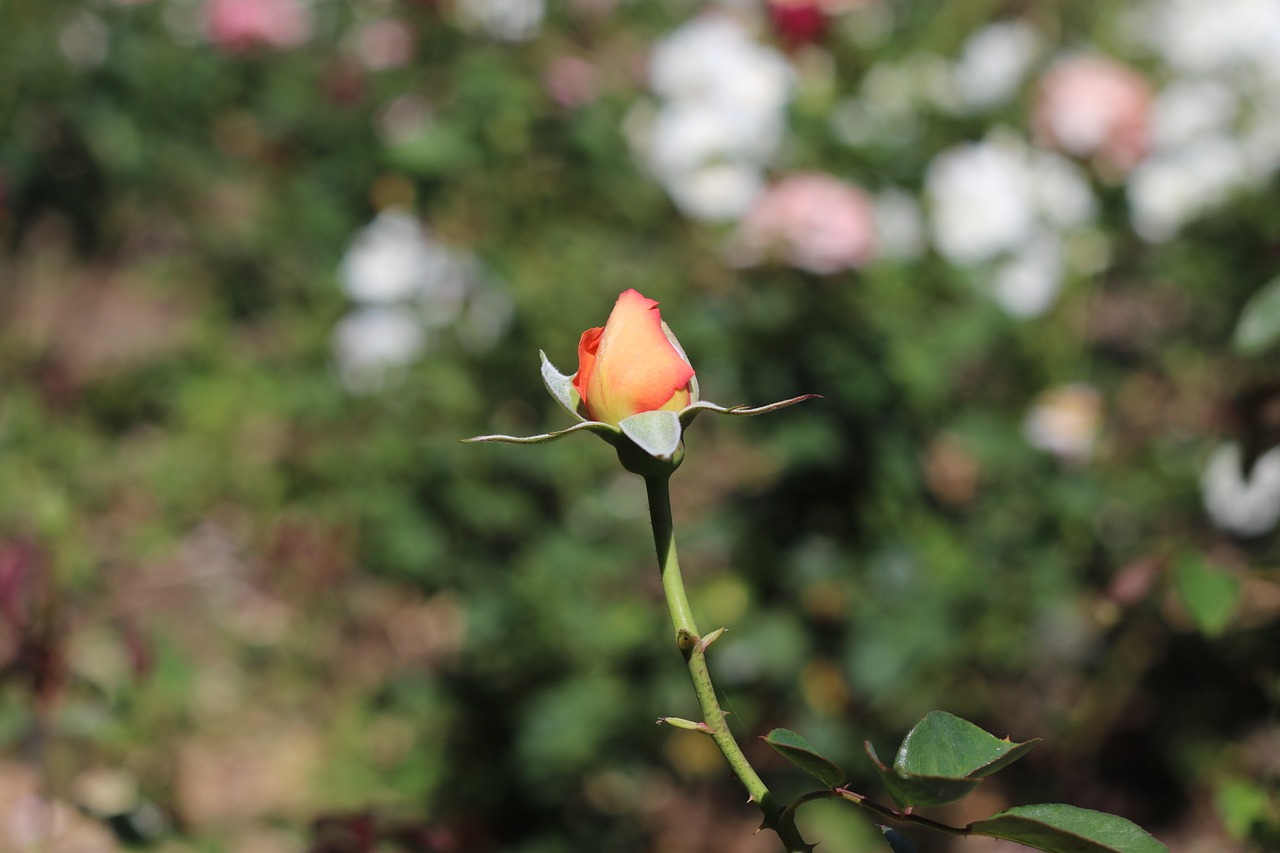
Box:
[462,420,618,445]
[679,394,821,429]
[764,728,847,788]
[619,410,683,460]
[540,350,584,420]
[867,711,1039,808]
[969,803,1169,853]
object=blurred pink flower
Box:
[1032,56,1153,176]
[352,18,414,71]
[205,0,312,53]
[735,173,876,274]
[542,56,600,108]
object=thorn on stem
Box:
[700,626,727,651]
[656,716,714,734]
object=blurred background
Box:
[1,0,1279,850]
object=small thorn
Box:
[656,716,714,734]
[700,627,727,651]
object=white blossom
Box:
[630,12,793,222]
[332,307,427,394]
[992,232,1065,319]
[332,211,512,393]
[1202,442,1280,536]
[951,19,1041,110]
[455,0,544,42]
[339,211,451,305]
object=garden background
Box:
[1,0,1278,851]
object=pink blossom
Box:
[735,173,876,274]
[542,56,600,108]
[352,18,414,71]
[205,0,312,53]
[1032,56,1153,176]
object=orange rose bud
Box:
[571,290,696,426]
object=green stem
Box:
[644,473,814,853]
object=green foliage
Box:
[867,711,1038,808]
[969,804,1168,853]
[1173,557,1241,637]
[765,727,847,788]
[1233,275,1280,355]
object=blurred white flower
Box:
[1030,149,1098,229]
[992,232,1064,319]
[1024,383,1102,463]
[1122,0,1280,238]
[667,163,766,223]
[1136,0,1280,76]
[456,0,544,42]
[733,172,876,274]
[928,133,1092,263]
[1150,79,1237,151]
[332,212,513,393]
[1127,135,1248,241]
[339,211,451,305]
[951,19,1041,110]
[927,132,1095,316]
[927,136,1038,264]
[1202,442,1280,536]
[1032,55,1153,175]
[649,14,793,113]
[332,307,427,394]
[629,12,793,222]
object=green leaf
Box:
[763,728,846,788]
[540,351,583,420]
[1215,776,1273,839]
[970,803,1168,853]
[896,711,1038,779]
[1173,556,1240,637]
[866,711,1038,808]
[385,122,480,177]
[1234,275,1280,355]
[619,410,683,460]
[865,742,977,808]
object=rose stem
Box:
[644,472,814,853]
